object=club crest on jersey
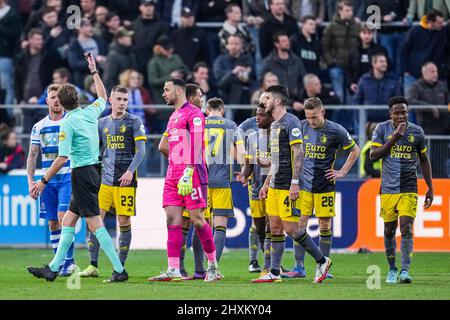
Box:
[320,134,327,144]
[104,127,109,134]
[304,135,309,140]
[59,131,66,141]
[119,124,126,133]
[291,128,301,137]
[408,134,415,143]
[193,117,202,127]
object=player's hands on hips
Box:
[30,180,46,200]
[325,169,346,182]
[424,189,434,209]
[257,156,271,168]
[259,184,269,200]
[289,183,299,201]
[177,167,194,196]
[84,52,97,73]
[119,170,133,187]
[234,172,248,186]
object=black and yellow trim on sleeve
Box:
[343,140,356,150]
[289,139,303,145]
[134,136,147,141]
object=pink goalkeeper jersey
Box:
[166,102,208,184]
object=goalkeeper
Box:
[148,79,220,282]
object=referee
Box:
[27,53,128,283]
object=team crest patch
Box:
[59,131,66,141]
[320,134,327,144]
[387,135,392,140]
[193,117,202,127]
[291,128,301,137]
[304,135,309,140]
[104,127,109,134]
[119,124,127,133]
[408,134,415,143]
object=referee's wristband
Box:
[291,179,299,185]
[41,177,49,185]
[91,70,99,75]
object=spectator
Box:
[23,0,62,35]
[187,61,218,101]
[37,67,95,105]
[118,68,155,130]
[401,9,447,95]
[259,0,298,58]
[321,0,360,103]
[290,15,323,77]
[157,0,198,28]
[326,0,365,21]
[0,124,25,174]
[0,0,22,108]
[291,73,341,120]
[196,0,241,65]
[406,0,450,21]
[99,11,121,45]
[407,62,449,177]
[218,3,255,55]
[83,74,98,99]
[359,122,381,178]
[348,24,389,94]
[104,27,137,91]
[108,0,141,26]
[132,0,169,77]
[260,32,306,108]
[251,71,279,104]
[80,0,97,20]
[353,53,402,123]
[39,6,71,64]
[365,0,409,78]
[147,35,189,104]
[15,28,57,132]
[67,18,107,87]
[171,7,209,69]
[93,5,109,36]
[242,0,270,78]
[213,34,254,122]
[287,0,326,23]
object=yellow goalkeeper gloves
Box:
[177,167,194,196]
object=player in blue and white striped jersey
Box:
[26,84,76,276]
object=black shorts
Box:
[69,164,101,217]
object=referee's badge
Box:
[59,131,66,141]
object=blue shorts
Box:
[39,180,72,221]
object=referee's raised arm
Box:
[85,52,107,101]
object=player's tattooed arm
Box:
[26,144,40,193]
[419,151,434,209]
[291,142,304,181]
[289,143,303,201]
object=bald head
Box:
[422,62,439,83]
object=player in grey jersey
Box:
[79,85,147,278]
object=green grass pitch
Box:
[0,248,449,300]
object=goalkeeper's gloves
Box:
[177,167,194,196]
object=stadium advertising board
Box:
[0,175,86,245]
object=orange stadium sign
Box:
[351,179,450,252]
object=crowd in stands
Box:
[0,0,450,177]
